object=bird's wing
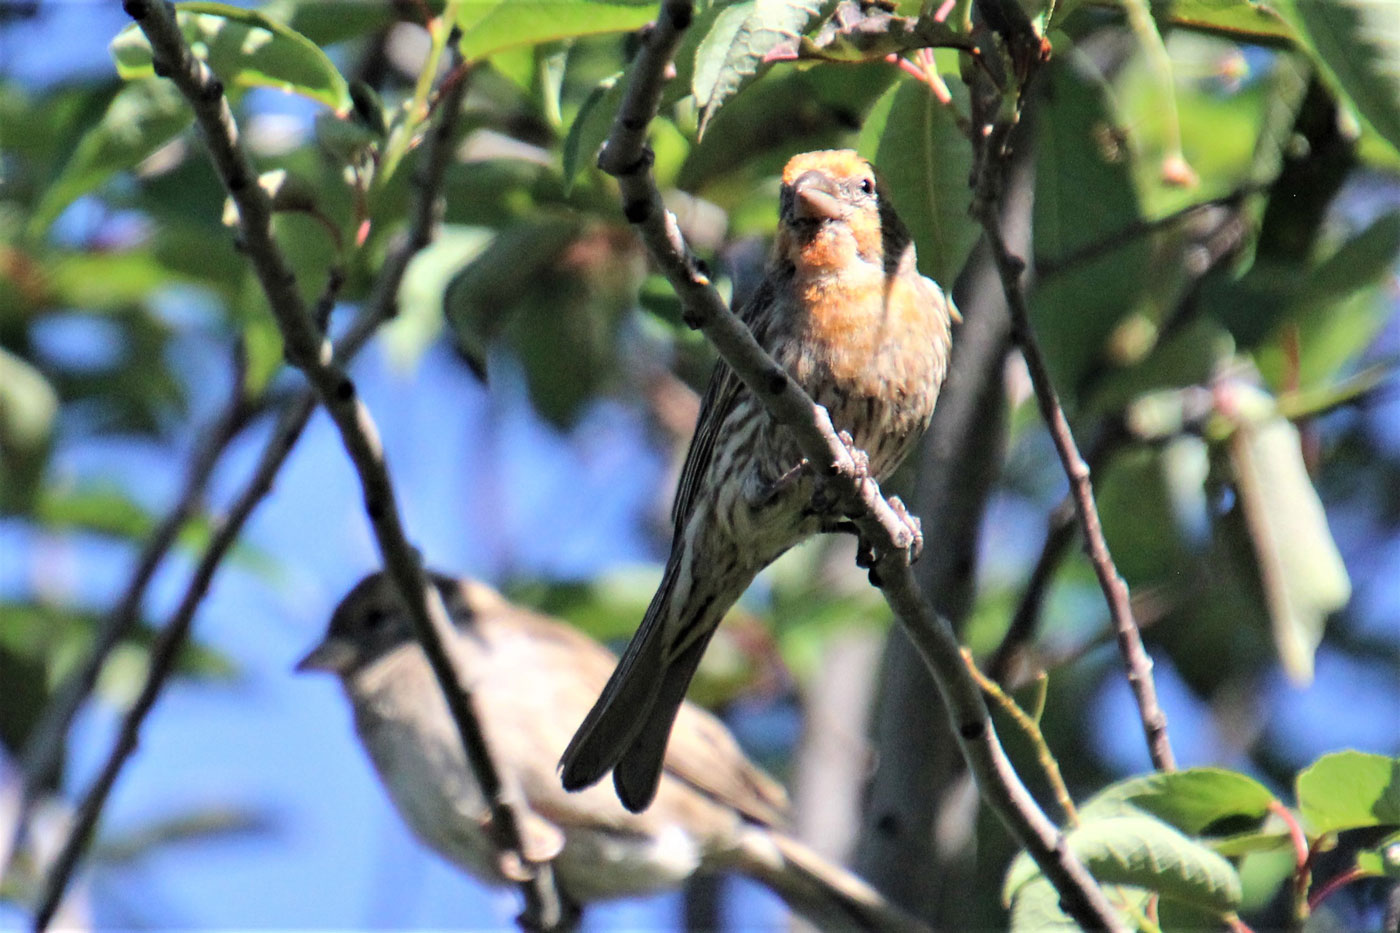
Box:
[659,699,790,828]
[669,275,777,529]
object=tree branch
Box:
[33,7,572,928]
[599,3,1125,930]
[967,46,1176,772]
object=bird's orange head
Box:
[774,150,906,275]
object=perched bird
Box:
[298,571,927,931]
[561,150,955,811]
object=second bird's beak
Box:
[295,638,356,674]
[791,170,844,222]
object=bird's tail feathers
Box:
[558,565,678,793]
[612,631,714,812]
[732,829,932,933]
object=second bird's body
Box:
[561,150,956,811]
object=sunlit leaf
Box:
[692,0,831,137]
[455,1,656,61]
[111,1,351,110]
[1297,751,1400,835]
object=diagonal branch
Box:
[597,3,1125,930]
[32,6,571,929]
[966,39,1176,772]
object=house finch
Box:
[561,150,955,811]
[297,571,928,932]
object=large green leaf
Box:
[1004,816,1244,914]
[1297,751,1400,835]
[110,1,351,110]
[455,1,656,61]
[692,0,832,136]
[1084,767,1277,834]
[858,79,977,287]
[0,349,58,513]
[1292,0,1400,156]
[28,81,193,237]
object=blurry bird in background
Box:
[561,150,956,811]
[298,571,928,932]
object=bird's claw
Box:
[887,495,923,562]
[835,430,871,480]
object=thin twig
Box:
[988,425,1125,685]
[963,650,1077,826]
[34,7,573,928]
[967,41,1175,772]
[598,3,1125,929]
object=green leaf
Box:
[385,225,496,369]
[443,218,586,379]
[1095,768,1278,835]
[1168,0,1299,42]
[1007,876,1116,932]
[1297,751,1400,835]
[858,78,977,287]
[692,0,831,137]
[110,1,351,111]
[0,348,59,512]
[561,71,623,191]
[1228,384,1351,683]
[1004,816,1243,914]
[455,1,656,61]
[1292,0,1400,156]
[28,81,193,237]
[1354,831,1400,878]
[1031,52,1151,403]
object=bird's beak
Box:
[294,638,356,674]
[791,170,844,222]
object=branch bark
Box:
[600,3,1126,929]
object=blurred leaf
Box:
[1168,0,1299,42]
[692,0,831,137]
[0,348,58,512]
[110,2,351,111]
[1292,0,1400,156]
[1354,830,1400,878]
[385,225,495,368]
[34,485,155,540]
[561,71,623,191]
[443,217,585,378]
[94,805,273,864]
[47,250,177,312]
[1005,816,1243,914]
[1032,53,1151,402]
[1297,751,1400,835]
[1227,385,1350,683]
[265,0,407,46]
[29,81,192,237]
[858,78,977,287]
[455,1,655,61]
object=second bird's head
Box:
[294,571,497,679]
[775,149,906,273]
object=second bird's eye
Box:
[859,178,875,195]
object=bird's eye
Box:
[859,178,875,195]
[365,608,388,630]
